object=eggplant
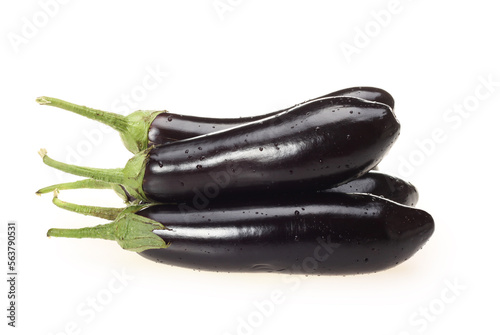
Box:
[148,87,394,145]
[36,170,419,207]
[36,87,394,154]
[47,192,434,275]
[38,96,400,203]
[325,170,418,206]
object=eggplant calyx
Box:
[47,206,170,253]
[38,148,150,202]
[36,96,163,154]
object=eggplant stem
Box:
[37,148,149,202]
[35,96,129,133]
[47,208,170,252]
[48,224,117,240]
[36,178,134,203]
[52,190,124,220]
[36,178,115,195]
[36,96,162,153]
[39,149,125,184]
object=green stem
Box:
[47,208,170,252]
[37,149,148,202]
[52,192,124,220]
[38,148,124,184]
[48,224,117,240]
[36,96,129,133]
[36,96,163,153]
[36,179,135,203]
[36,179,115,194]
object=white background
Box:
[1,0,499,334]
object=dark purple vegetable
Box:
[36,171,419,207]
[149,87,394,144]
[36,87,394,154]
[39,96,400,203]
[326,171,418,206]
[47,192,433,275]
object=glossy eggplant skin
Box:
[326,171,418,206]
[148,87,394,144]
[142,96,400,203]
[138,193,434,274]
[124,171,418,207]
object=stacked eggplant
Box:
[36,87,434,275]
